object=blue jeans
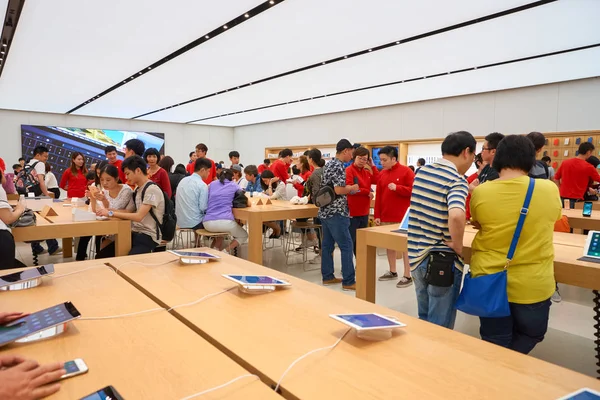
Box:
[479,299,551,354]
[412,257,463,329]
[321,214,355,286]
[349,215,369,256]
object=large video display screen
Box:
[21,125,165,178]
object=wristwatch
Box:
[108,211,114,217]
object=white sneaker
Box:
[551,289,562,303]
[309,255,321,264]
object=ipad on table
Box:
[0,265,54,289]
[557,388,600,400]
[329,313,406,331]
[167,250,221,260]
[222,274,291,286]
[583,231,600,260]
[392,207,410,233]
[0,301,81,347]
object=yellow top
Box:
[470,175,562,304]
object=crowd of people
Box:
[0,130,598,366]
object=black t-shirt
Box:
[478,164,499,184]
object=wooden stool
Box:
[285,220,322,269]
[195,229,230,248]
[172,228,197,249]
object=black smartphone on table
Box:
[583,201,593,217]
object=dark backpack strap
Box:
[138,182,161,240]
[543,162,549,179]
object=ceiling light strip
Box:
[65,0,285,114]
[132,0,557,120]
[0,0,26,78]
[186,43,600,123]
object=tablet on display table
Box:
[222,274,290,286]
[329,313,406,331]
[583,231,600,260]
[0,302,81,347]
[0,265,54,289]
[167,250,221,259]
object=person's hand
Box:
[14,203,25,216]
[0,354,26,368]
[368,192,374,200]
[588,188,597,196]
[349,184,359,192]
[271,177,280,183]
[84,190,92,199]
[444,241,463,257]
[388,183,397,191]
[0,312,27,326]
[468,179,480,193]
[96,208,109,217]
[94,192,106,202]
[470,220,482,230]
[374,218,381,226]
[0,360,65,400]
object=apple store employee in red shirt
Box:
[374,146,414,288]
[554,142,600,208]
[270,149,293,182]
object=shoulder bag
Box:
[456,177,535,318]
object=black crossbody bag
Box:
[424,250,456,287]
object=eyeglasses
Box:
[355,156,369,162]
[482,147,494,152]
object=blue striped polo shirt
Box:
[408,158,468,271]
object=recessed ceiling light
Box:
[0,50,4,54]
[1,43,5,47]
[205,35,209,39]
[344,55,347,58]
[245,13,249,18]
[148,67,151,70]
[223,25,228,29]
[396,41,399,44]
[270,0,275,4]
[322,62,326,65]
[368,49,372,52]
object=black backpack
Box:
[133,182,177,242]
[15,161,42,196]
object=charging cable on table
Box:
[273,328,351,393]
[112,258,179,273]
[49,265,113,279]
[179,374,259,400]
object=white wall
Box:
[233,77,600,165]
[0,109,234,169]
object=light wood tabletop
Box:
[10,201,131,258]
[233,200,318,265]
[356,225,600,303]
[562,208,600,231]
[0,260,278,400]
[106,250,600,400]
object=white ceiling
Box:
[0,0,598,127]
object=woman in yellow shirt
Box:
[470,135,562,354]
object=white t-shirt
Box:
[237,177,248,190]
[133,181,165,244]
[27,159,46,178]
[45,171,58,189]
[0,186,12,231]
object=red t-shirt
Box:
[258,164,269,174]
[346,163,379,217]
[374,163,414,222]
[293,170,312,197]
[465,172,479,220]
[270,159,290,183]
[555,157,600,200]
[59,168,88,198]
[109,159,126,184]
[148,167,172,198]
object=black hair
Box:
[33,145,49,156]
[95,160,109,185]
[174,164,187,175]
[229,151,240,159]
[104,145,118,155]
[189,151,195,158]
[263,159,271,165]
[541,156,551,163]
[259,169,278,191]
[194,157,212,172]
[18,157,25,162]
[303,150,310,156]
[378,146,398,160]
[526,132,546,152]
[86,171,96,181]
[280,149,293,158]
[143,148,161,163]
[218,168,234,184]
[291,165,300,175]
[492,135,535,173]
[12,163,21,170]
[124,139,145,157]
[195,143,208,153]
[99,164,120,181]
[484,132,505,150]
[408,165,415,172]
[441,131,477,156]
[122,155,147,175]
[578,142,595,155]
[417,158,426,166]
[158,155,174,172]
[244,165,259,177]
[587,156,600,168]
[308,148,325,168]
[96,160,108,171]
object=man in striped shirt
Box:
[408,131,476,329]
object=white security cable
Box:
[274,328,351,393]
[167,287,237,312]
[113,258,178,273]
[49,265,112,279]
[179,374,259,400]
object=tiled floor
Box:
[17,238,599,378]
